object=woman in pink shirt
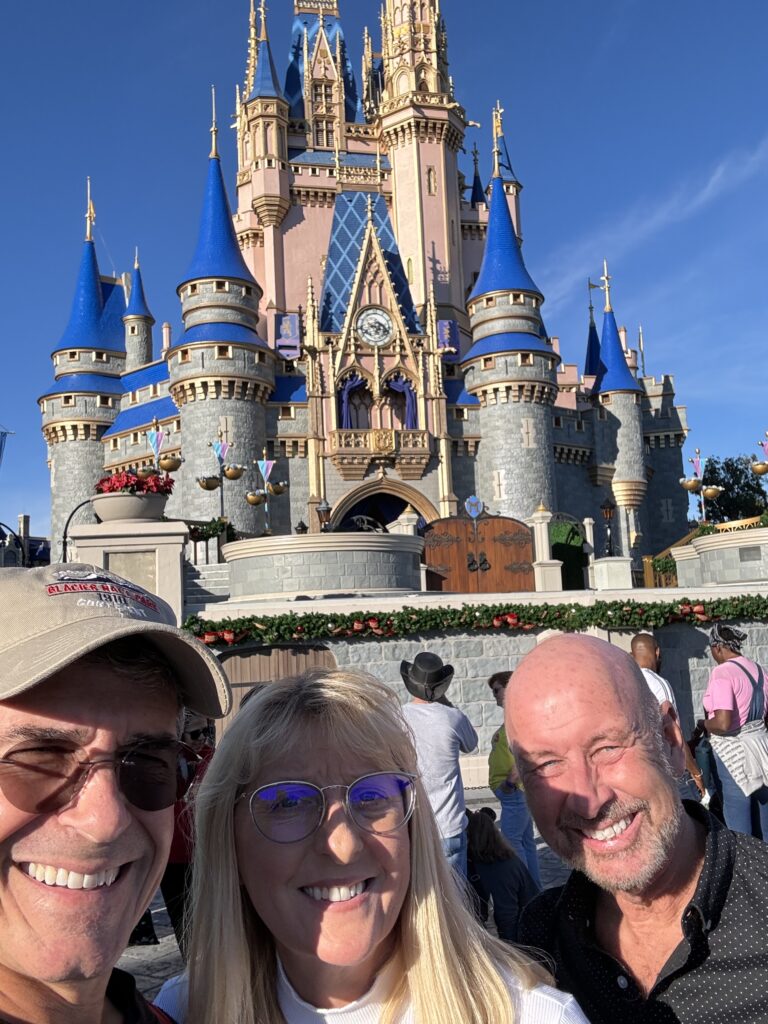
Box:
[693,624,768,838]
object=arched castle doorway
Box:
[330,480,439,532]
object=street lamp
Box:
[600,498,616,557]
[197,430,243,519]
[0,522,26,567]
[294,520,309,535]
[679,447,725,522]
[316,499,333,532]
[246,450,289,535]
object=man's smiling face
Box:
[505,635,684,895]
[0,662,177,983]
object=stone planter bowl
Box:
[92,492,168,522]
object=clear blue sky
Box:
[1,0,767,541]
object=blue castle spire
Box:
[125,253,154,321]
[250,5,284,100]
[592,264,641,393]
[469,176,541,300]
[179,99,256,288]
[470,143,486,209]
[58,240,105,349]
[584,289,601,377]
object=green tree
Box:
[702,454,768,523]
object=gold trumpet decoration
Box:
[751,432,768,476]
[158,454,183,472]
[223,464,246,481]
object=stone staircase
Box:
[183,562,231,618]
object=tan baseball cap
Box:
[0,563,231,718]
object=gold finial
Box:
[244,0,258,97]
[259,0,268,41]
[85,177,96,241]
[600,258,612,313]
[134,246,140,270]
[210,84,219,158]
[491,100,504,178]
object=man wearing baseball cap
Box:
[0,563,231,1023]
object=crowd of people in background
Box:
[3,562,768,1023]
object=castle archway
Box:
[330,480,439,531]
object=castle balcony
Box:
[329,429,432,481]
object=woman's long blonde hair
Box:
[187,668,549,1024]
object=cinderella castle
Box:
[40,0,689,565]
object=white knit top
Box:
[154,960,588,1024]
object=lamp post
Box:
[600,498,616,557]
[197,430,244,519]
[245,449,289,535]
[60,498,96,563]
[294,520,309,535]
[679,447,725,522]
[316,499,333,533]
[0,522,26,567]
[751,431,768,478]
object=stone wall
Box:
[672,531,768,589]
[315,618,768,752]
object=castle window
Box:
[444,364,457,377]
[279,406,295,420]
[313,120,335,149]
[130,432,140,445]
[110,438,119,452]
[179,349,191,364]
[189,284,198,295]
[600,394,611,406]
[634,394,642,405]
[68,351,79,361]
[216,345,232,359]
[97,396,112,408]
[575,419,585,432]
[407,257,413,283]
[129,391,138,405]
[282,361,295,374]
[554,415,563,428]
[598,406,608,420]
[453,408,468,421]
[484,297,495,308]
[129,325,138,335]
[62,395,74,407]
[513,293,524,304]
[245,286,253,296]
[150,384,159,397]
[312,82,333,112]
[482,356,495,370]
[174,419,181,432]
[310,166,320,176]
[519,353,533,366]
[214,281,227,292]
[93,351,107,362]
[426,167,437,195]
[256,351,266,364]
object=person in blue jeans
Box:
[488,671,542,887]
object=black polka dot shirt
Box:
[519,802,768,1023]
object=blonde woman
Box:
[154,669,587,1024]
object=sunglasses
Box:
[241,771,417,844]
[0,740,200,814]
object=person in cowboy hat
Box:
[401,652,478,876]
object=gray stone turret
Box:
[39,227,124,557]
[461,152,559,520]
[591,265,646,555]
[168,123,275,533]
[123,253,155,370]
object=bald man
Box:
[630,633,705,801]
[508,634,768,1024]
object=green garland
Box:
[182,594,768,650]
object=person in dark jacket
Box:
[467,809,540,942]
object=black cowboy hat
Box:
[400,651,454,702]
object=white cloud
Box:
[540,133,768,317]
